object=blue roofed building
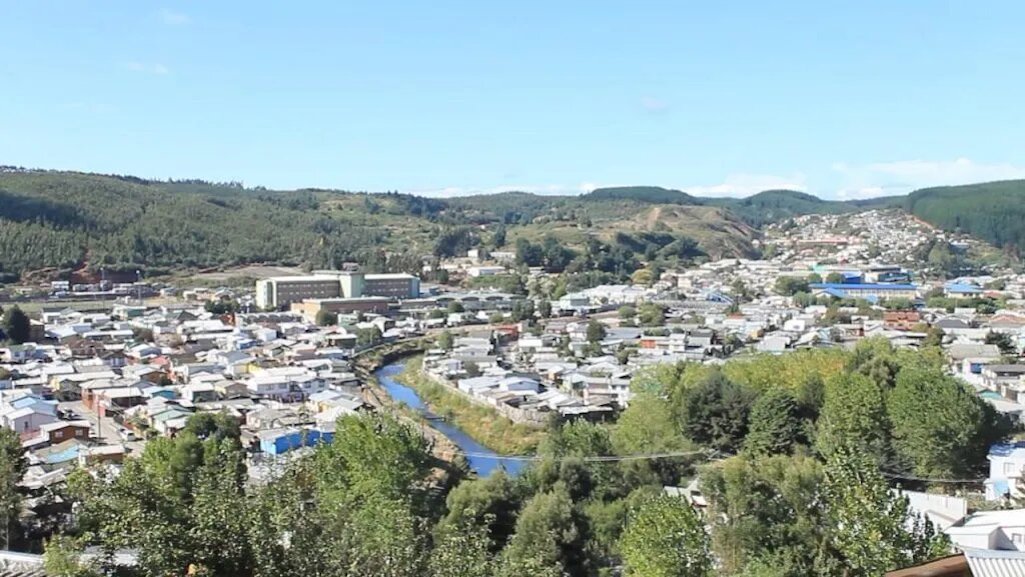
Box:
[810,282,920,302]
[258,426,334,455]
[946,282,985,299]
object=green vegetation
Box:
[906,179,1025,256]
[2,305,30,343]
[394,358,545,455]
[41,338,983,577]
[2,168,1024,282]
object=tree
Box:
[492,224,507,248]
[447,301,465,314]
[620,494,712,577]
[618,305,637,320]
[887,366,1012,478]
[315,309,338,326]
[682,370,756,453]
[437,330,454,351]
[497,485,583,577]
[2,305,30,344]
[586,320,606,344]
[824,448,949,576]
[743,388,804,456]
[701,454,831,575]
[815,373,891,466]
[538,299,552,319]
[430,516,495,577]
[357,326,383,347]
[0,428,26,549]
[986,331,1017,356]
[774,276,809,296]
[637,303,666,327]
[825,272,845,284]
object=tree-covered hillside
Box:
[1,167,1021,281]
[0,169,440,280]
[905,180,1025,256]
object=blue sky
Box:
[3,1,1025,199]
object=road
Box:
[58,400,145,453]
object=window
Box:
[1014,533,1023,545]
[1005,462,1019,475]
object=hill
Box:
[2,167,1021,282]
[904,180,1025,255]
[0,170,761,281]
[0,169,443,281]
[582,186,700,205]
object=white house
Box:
[985,442,1025,501]
[946,509,1025,551]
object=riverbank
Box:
[393,357,546,455]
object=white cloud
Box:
[158,9,189,25]
[681,173,808,198]
[125,61,170,75]
[640,96,669,113]
[832,158,1025,197]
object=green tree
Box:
[985,331,1017,356]
[824,272,845,284]
[823,448,949,576]
[637,303,666,327]
[618,305,637,320]
[315,309,338,326]
[743,388,804,456]
[357,326,383,347]
[887,366,1012,478]
[620,494,712,577]
[815,373,891,465]
[682,370,756,453]
[774,276,809,296]
[498,485,583,577]
[0,428,26,549]
[538,299,552,319]
[2,305,30,344]
[437,330,454,351]
[430,516,496,577]
[586,319,606,343]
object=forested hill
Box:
[1,167,1022,281]
[904,180,1025,256]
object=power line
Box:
[880,469,987,484]
[431,448,719,463]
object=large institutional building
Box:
[255,270,420,310]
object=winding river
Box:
[374,362,525,477]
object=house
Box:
[885,548,1025,577]
[949,344,1002,381]
[985,442,1025,501]
[34,421,91,446]
[981,365,1025,402]
[946,509,1025,551]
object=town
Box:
[1,204,1025,574]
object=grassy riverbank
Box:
[394,357,546,455]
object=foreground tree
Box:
[824,448,949,576]
[620,494,712,577]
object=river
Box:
[374,362,526,477]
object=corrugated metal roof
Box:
[964,547,1025,577]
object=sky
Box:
[3,1,1025,199]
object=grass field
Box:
[394,356,546,455]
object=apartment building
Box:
[256,271,419,309]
